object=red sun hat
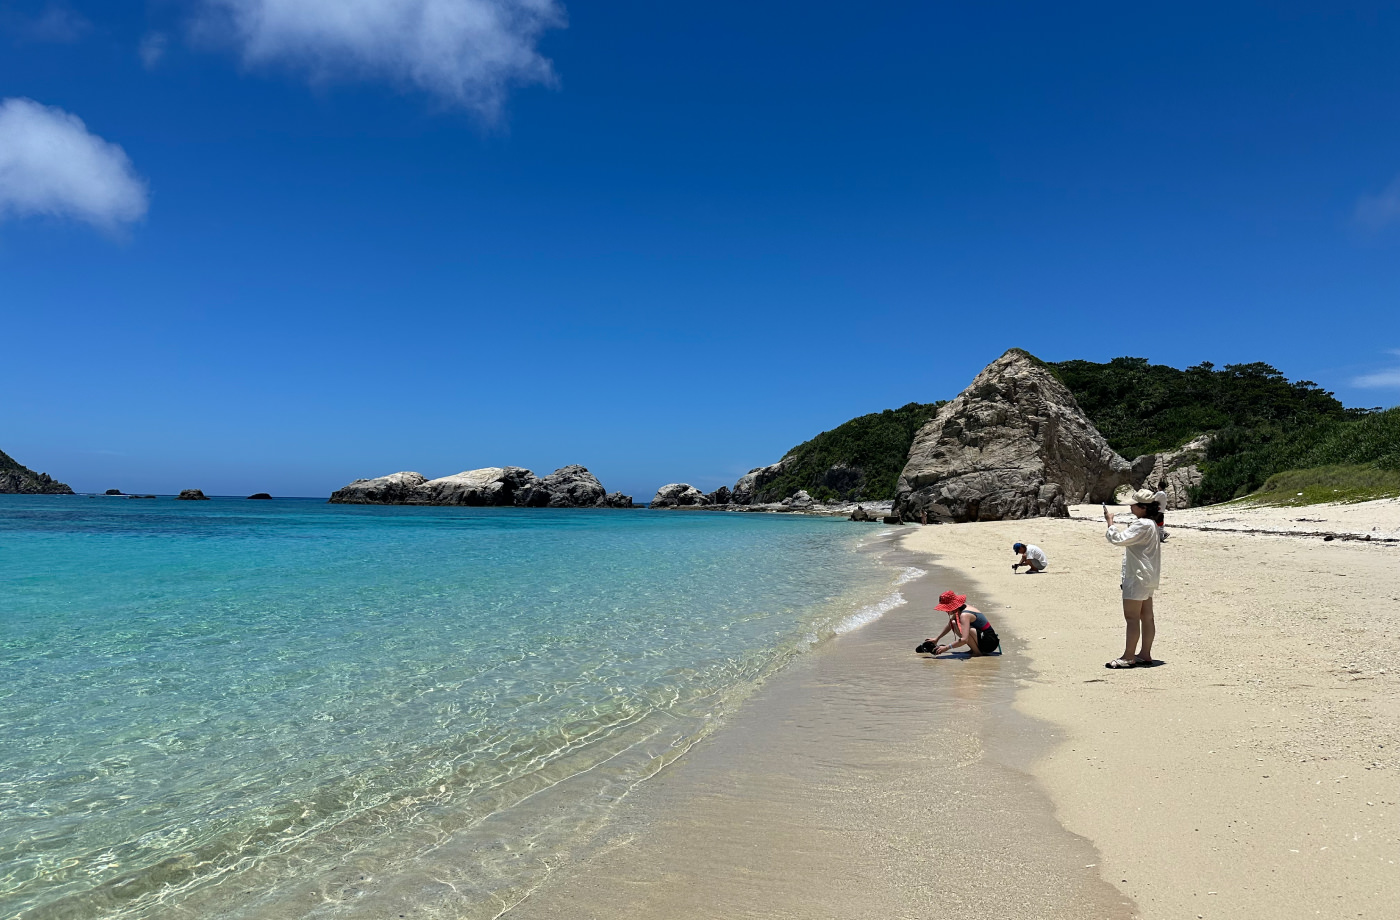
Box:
[935,590,967,612]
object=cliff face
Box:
[1129,435,1210,510]
[0,449,74,494]
[895,350,1134,521]
[329,465,632,508]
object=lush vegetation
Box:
[1048,357,1356,459]
[1047,356,1397,504]
[753,402,946,503]
[1232,463,1400,507]
[1198,407,1400,502]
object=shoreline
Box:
[505,532,1131,920]
[901,501,1400,919]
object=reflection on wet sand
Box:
[508,548,1134,920]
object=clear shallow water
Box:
[0,496,903,919]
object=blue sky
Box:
[2,1,1399,498]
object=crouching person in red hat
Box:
[916,590,1000,657]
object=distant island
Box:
[6,351,1396,514]
[0,449,73,494]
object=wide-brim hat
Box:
[935,590,967,612]
[1127,488,1158,506]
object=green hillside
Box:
[752,402,945,503]
[0,447,74,494]
[1048,357,1395,503]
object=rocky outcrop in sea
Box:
[650,483,710,508]
[329,466,633,508]
[895,349,1135,522]
[177,489,210,500]
[0,448,73,494]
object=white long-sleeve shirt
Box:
[1106,516,1161,600]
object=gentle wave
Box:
[0,498,901,920]
[831,590,907,635]
[894,565,927,585]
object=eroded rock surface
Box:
[895,349,1135,521]
[177,489,209,501]
[330,471,429,504]
[1128,435,1210,510]
[730,458,791,505]
[650,483,710,508]
[781,490,815,509]
[329,466,629,508]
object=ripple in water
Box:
[0,497,904,919]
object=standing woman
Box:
[1104,488,1163,669]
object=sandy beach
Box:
[506,500,1399,920]
[507,536,1131,920]
[902,501,1400,919]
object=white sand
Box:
[1157,496,1400,541]
[903,499,1400,919]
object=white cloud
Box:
[195,0,566,117]
[3,2,90,43]
[140,32,169,69]
[1355,175,1400,232]
[0,98,149,230]
[1353,369,1400,389]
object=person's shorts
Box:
[978,627,1000,655]
[1028,559,1046,572]
[1121,583,1156,602]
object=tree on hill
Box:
[1047,356,1390,503]
[750,402,946,503]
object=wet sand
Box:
[507,544,1131,920]
[902,502,1400,920]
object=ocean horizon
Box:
[0,495,909,919]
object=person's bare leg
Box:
[1121,599,1143,661]
[1136,597,1155,662]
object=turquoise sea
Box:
[0,496,908,920]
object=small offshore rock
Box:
[248,493,272,500]
[603,491,636,508]
[850,505,872,522]
[329,466,626,508]
[105,489,123,495]
[177,489,210,501]
[650,483,710,509]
